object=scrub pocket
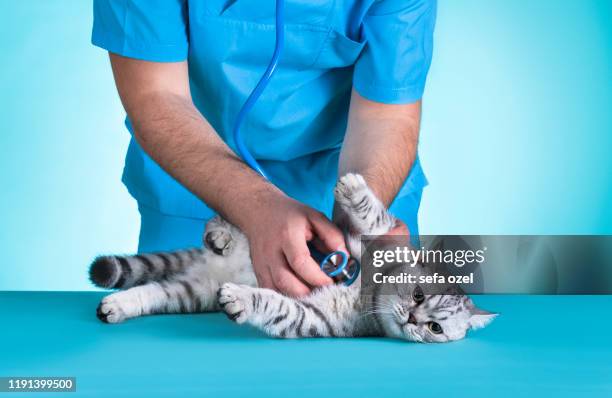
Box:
[313,29,366,69]
[189,1,366,72]
[190,3,332,71]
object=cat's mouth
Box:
[394,312,417,327]
[391,302,417,326]
[395,322,424,342]
[389,305,427,341]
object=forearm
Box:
[339,90,421,206]
[109,54,283,229]
[127,92,281,228]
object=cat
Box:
[90,174,497,342]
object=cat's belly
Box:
[192,253,258,288]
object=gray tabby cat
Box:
[91,174,496,342]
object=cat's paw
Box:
[334,173,371,210]
[217,283,251,324]
[205,229,234,256]
[96,296,127,324]
[204,217,235,256]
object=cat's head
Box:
[375,285,497,343]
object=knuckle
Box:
[328,233,343,244]
[260,279,274,289]
[310,210,326,221]
[272,272,290,289]
[292,285,310,297]
[288,253,307,269]
[315,272,332,284]
[279,226,292,241]
[272,273,308,296]
[310,278,327,288]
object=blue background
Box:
[0,0,611,291]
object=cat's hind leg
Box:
[96,275,220,323]
[204,216,250,258]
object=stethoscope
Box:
[231,0,361,286]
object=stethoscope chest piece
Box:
[320,251,360,286]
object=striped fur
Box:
[90,249,202,289]
[93,174,496,342]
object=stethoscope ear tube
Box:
[231,0,285,179]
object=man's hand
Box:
[387,219,410,236]
[236,190,347,297]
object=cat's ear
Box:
[468,308,498,330]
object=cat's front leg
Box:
[334,173,396,235]
[218,283,342,338]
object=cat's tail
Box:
[89,249,202,289]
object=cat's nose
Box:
[407,312,417,325]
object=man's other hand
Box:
[387,219,410,236]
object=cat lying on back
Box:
[90,174,496,342]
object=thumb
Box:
[309,211,348,255]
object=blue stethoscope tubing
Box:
[231,0,360,286]
[231,0,285,180]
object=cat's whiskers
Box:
[360,303,396,318]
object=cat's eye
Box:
[412,286,425,304]
[428,322,443,334]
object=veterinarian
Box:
[93,0,436,297]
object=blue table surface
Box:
[0,292,610,397]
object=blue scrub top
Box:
[92,0,436,221]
